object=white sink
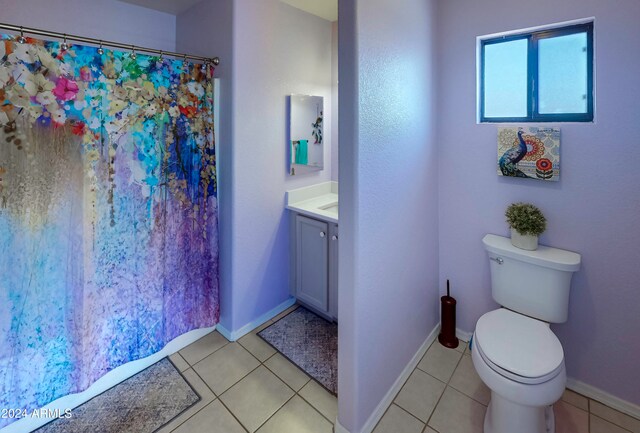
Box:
[286,182,339,223]
[319,202,339,214]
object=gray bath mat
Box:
[259,306,338,394]
[36,358,199,433]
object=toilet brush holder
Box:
[438,280,459,349]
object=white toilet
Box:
[472,234,581,433]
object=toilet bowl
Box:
[472,308,566,433]
[476,234,581,433]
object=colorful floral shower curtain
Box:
[0,34,219,427]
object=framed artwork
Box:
[497,127,560,181]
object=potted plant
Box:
[505,202,547,250]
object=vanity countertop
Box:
[286,181,338,224]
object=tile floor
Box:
[157,305,639,433]
[157,304,336,433]
[373,340,640,433]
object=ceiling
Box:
[280,0,337,21]
[117,0,204,15]
[117,0,337,21]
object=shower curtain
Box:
[0,34,219,428]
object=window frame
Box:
[479,22,594,123]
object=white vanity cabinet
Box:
[292,214,338,321]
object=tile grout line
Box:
[251,393,298,433]
[423,343,467,430]
[182,367,252,433]
[392,402,428,427]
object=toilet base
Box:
[484,392,555,433]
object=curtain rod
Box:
[0,22,220,66]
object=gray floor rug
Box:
[36,358,199,433]
[259,306,338,394]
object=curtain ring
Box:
[130,45,137,60]
[17,26,26,44]
[97,41,104,55]
[159,51,164,62]
[61,34,69,51]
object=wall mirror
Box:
[289,94,324,175]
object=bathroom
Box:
[0,0,639,432]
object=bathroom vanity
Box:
[286,182,338,321]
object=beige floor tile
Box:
[194,343,260,395]
[220,366,294,432]
[417,341,463,383]
[454,341,467,353]
[239,332,277,362]
[590,401,640,433]
[394,369,446,422]
[265,353,311,391]
[157,368,216,432]
[561,389,589,411]
[256,395,333,433]
[428,387,486,433]
[168,352,190,372]
[272,304,300,322]
[448,354,490,405]
[424,428,438,433]
[372,404,425,433]
[180,331,229,365]
[554,400,589,433]
[299,380,338,422]
[591,414,630,433]
[253,319,274,334]
[173,400,246,433]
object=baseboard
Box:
[1,325,217,433]
[334,419,350,433]
[566,378,640,420]
[456,327,473,342]
[349,323,441,433]
[217,296,296,341]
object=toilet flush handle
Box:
[490,256,504,265]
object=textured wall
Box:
[338,0,440,431]
[437,0,640,405]
[0,0,176,52]
[176,0,236,339]
[331,21,339,182]
[178,0,333,334]
[229,0,334,331]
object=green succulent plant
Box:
[505,202,547,236]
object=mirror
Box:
[289,94,324,175]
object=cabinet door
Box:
[329,224,339,320]
[296,215,329,312]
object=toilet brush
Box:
[438,279,459,349]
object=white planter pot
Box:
[510,228,538,251]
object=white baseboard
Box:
[566,378,640,420]
[217,296,296,341]
[456,327,473,342]
[0,325,216,433]
[335,419,350,433]
[337,324,440,433]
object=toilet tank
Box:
[482,234,581,323]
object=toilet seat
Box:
[474,308,564,385]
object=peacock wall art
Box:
[497,127,561,182]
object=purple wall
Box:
[176,0,235,333]
[0,0,176,52]
[229,0,334,332]
[437,0,640,405]
[178,0,334,335]
[331,21,339,182]
[338,0,439,431]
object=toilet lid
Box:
[475,309,564,380]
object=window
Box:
[480,22,593,122]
